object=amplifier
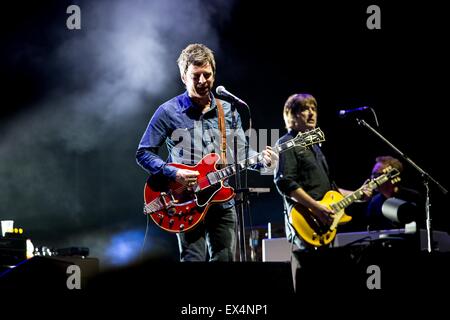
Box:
[262,238,291,262]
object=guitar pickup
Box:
[206,172,219,185]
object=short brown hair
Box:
[375,156,404,173]
[177,43,216,77]
[283,93,318,129]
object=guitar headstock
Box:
[373,165,401,185]
[293,128,326,148]
[383,165,401,184]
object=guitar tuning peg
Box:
[391,177,401,183]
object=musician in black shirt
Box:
[274,93,371,250]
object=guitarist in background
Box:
[274,93,372,251]
[136,43,276,262]
[365,156,422,231]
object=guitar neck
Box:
[331,175,391,212]
[213,129,323,181]
[209,152,265,184]
[331,189,366,212]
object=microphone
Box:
[216,86,247,105]
[338,106,370,117]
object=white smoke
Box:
[0,0,235,262]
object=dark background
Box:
[1,0,448,268]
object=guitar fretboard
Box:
[208,128,325,184]
[330,174,392,212]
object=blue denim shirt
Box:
[136,91,260,180]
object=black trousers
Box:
[176,204,236,262]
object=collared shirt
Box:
[136,91,258,180]
[274,129,335,213]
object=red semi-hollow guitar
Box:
[143,128,325,233]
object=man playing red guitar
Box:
[136,43,276,262]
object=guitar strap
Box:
[215,98,227,166]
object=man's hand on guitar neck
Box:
[175,169,200,188]
[262,146,278,169]
[360,181,374,201]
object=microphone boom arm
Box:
[356,118,447,253]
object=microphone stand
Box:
[230,101,247,261]
[356,118,448,252]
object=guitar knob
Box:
[169,219,174,225]
[188,216,193,222]
[179,224,184,231]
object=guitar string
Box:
[333,167,397,211]
[146,129,325,212]
[169,129,324,195]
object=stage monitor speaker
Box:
[89,260,294,301]
[293,242,450,304]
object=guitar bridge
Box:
[161,192,176,208]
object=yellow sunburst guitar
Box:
[290,166,400,247]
